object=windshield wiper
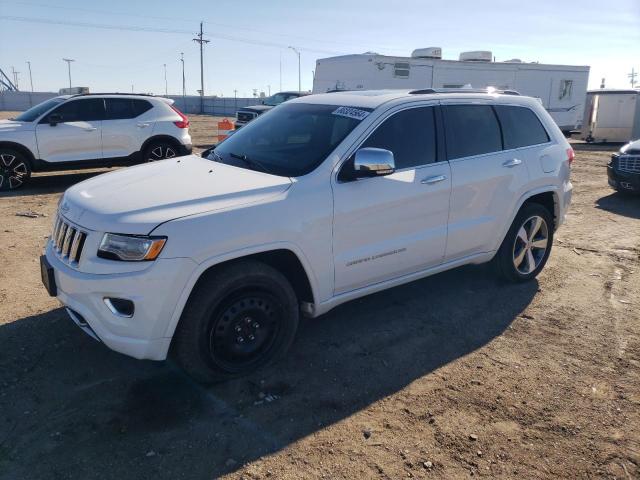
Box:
[229,152,273,175]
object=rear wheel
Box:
[494,203,554,282]
[143,140,178,162]
[0,149,31,191]
[171,260,299,383]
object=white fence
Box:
[0,91,260,116]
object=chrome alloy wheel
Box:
[0,153,29,190]
[147,145,177,161]
[512,215,549,274]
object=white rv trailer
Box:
[581,89,640,143]
[313,49,590,132]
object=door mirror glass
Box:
[353,147,395,178]
[48,113,62,126]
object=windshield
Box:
[14,97,66,122]
[263,93,292,106]
[208,103,370,177]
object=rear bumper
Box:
[176,143,192,156]
[608,165,640,193]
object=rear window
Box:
[442,105,502,160]
[105,98,152,119]
[494,105,549,149]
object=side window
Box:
[442,105,502,160]
[494,105,550,149]
[361,107,437,169]
[105,98,149,120]
[45,99,104,123]
[132,99,153,117]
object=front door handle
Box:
[421,174,447,185]
[83,127,97,132]
[502,158,522,168]
[137,122,150,128]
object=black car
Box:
[608,139,640,194]
[234,91,308,129]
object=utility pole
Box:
[180,52,186,110]
[26,61,34,92]
[11,67,19,90]
[233,89,237,112]
[629,67,638,88]
[62,58,74,89]
[279,51,282,91]
[288,46,301,92]
[267,84,271,96]
[163,63,168,95]
[193,22,210,114]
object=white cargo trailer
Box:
[581,89,640,143]
[313,49,590,132]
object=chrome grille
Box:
[618,155,640,174]
[51,215,87,265]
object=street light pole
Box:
[180,52,186,109]
[62,58,74,89]
[288,46,301,92]
[26,61,33,92]
[163,63,168,95]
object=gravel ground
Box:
[0,112,638,479]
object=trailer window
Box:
[494,105,549,149]
[559,80,573,100]
[394,62,410,78]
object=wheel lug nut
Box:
[235,326,242,332]
[253,322,260,329]
[237,336,244,343]
[244,317,252,324]
[249,335,255,341]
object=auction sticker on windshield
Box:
[332,106,370,121]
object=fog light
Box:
[104,297,135,317]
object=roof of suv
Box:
[68,93,173,103]
[292,89,538,110]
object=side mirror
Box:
[353,147,395,178]
[48,113,62,126]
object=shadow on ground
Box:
[595,192,640,219]
[0,264,537,479]
[0,170,108,198]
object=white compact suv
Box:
[41,89,573,382]
[0,93,192,191]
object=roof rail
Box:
[71,92,159,98]
[409,87,521,96]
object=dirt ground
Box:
[0,111,638,480]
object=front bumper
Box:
[45,241,197,360]
[608,165,640,193]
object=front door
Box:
[35,98,104,163]
[332,105,451,295]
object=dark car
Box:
[608,139,640,194]
[234,91,308,129]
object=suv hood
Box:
[239,105,273,114]
[0,119,35,133]
[62,155,292,234]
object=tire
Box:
[143,140,179,162]
[494,203,554,283]
[0,148,31,191]
[171,260,299,383]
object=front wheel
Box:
[171,260,299,383]
[494,203,554,282]
[0,149,31,191]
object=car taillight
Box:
[171,105,190,129]
[566,147,575,166]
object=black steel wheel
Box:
[0,149,31,191]
[171,260,299,383]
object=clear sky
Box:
[1,0,638,97]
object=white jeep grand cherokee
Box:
[0,93,192,191]
[41,89,573,382]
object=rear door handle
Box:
[421,174,447,185]
[83,127,97,132]
[137,122,150,128]
[502,158,522,168]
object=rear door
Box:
[101,98,154,159]
[35,98,104,163]
[442,102,529,260]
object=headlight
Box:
[98,233,167,261]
